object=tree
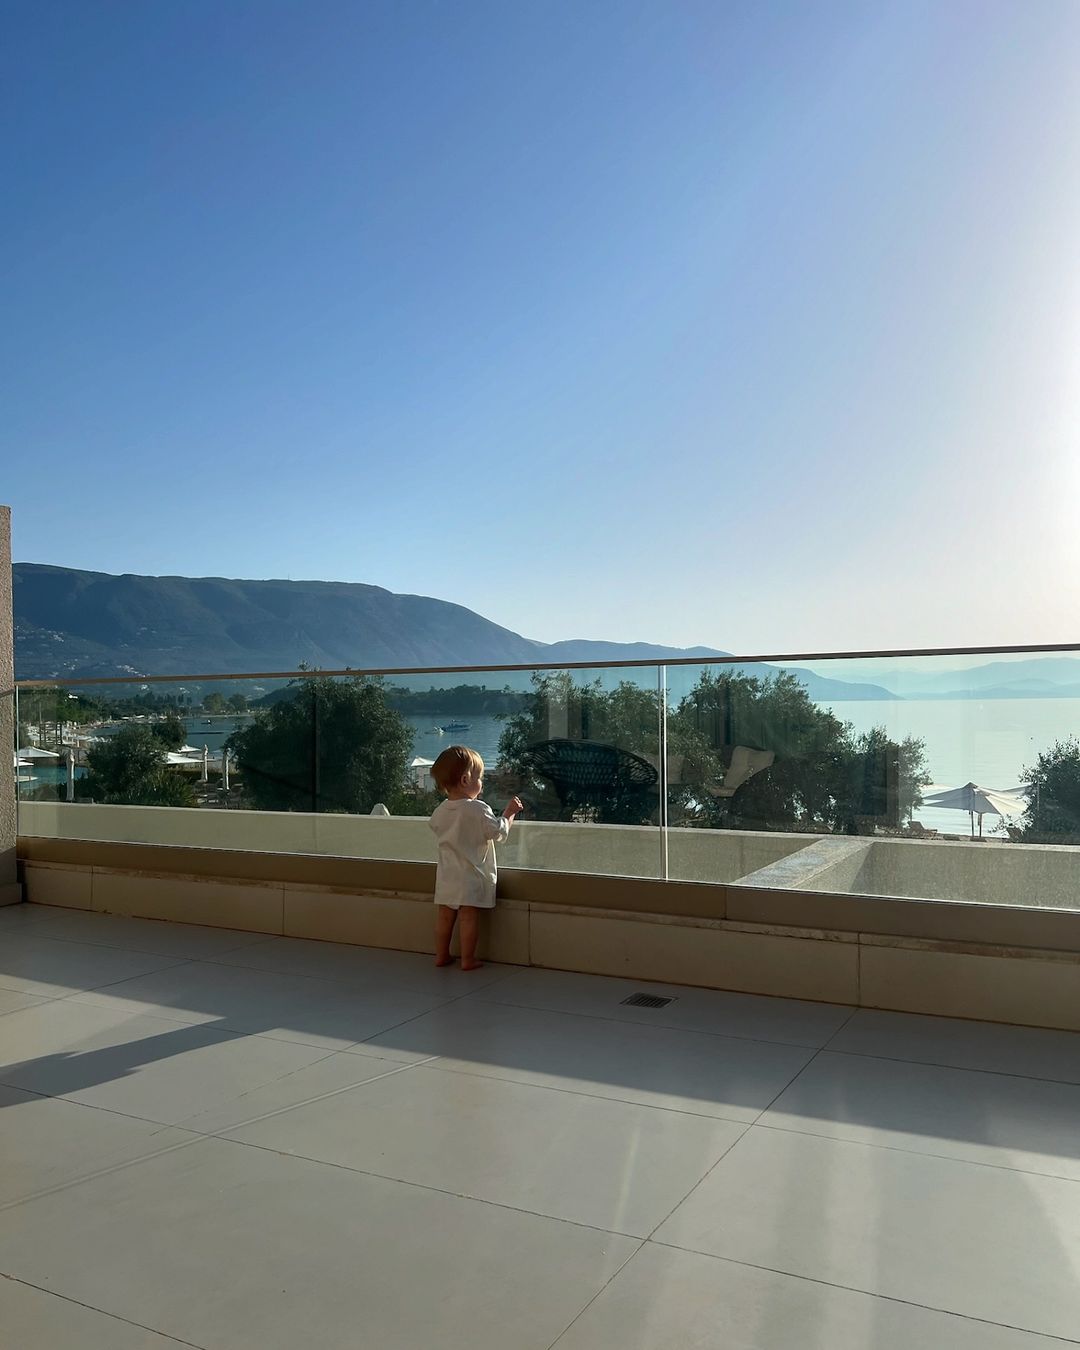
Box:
[81,727,195,807]
[496,673,678,823]
[385,683,527,717]
[496,668,929,834]
[150,712,186,751]
[1021,738,1080,843]
[897,733,932,824]
[204,692,227,715]
[227,675,412,814]
[826,728,927,832]
[227,693,248,714]
[669,670,852,831]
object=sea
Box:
[23,698,1080,837]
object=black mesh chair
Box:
[518,738,659,821]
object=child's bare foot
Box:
[460,958,484,972]
[434,953,455,967]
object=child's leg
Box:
[458,906,482,971]
[434,905,457,966]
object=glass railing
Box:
[13,644,1080,909]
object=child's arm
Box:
[480,797,521,842]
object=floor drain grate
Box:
[621,993,675,1009]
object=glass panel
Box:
[473,665,663,879]
[661,659,831,883]
[664,650,1080,911]
[15,676,304,848]
[14,664,664,878]
[350,664,664,876]
[17,650,1078,905]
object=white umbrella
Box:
[921,781,1029,838]
[221,751,230,792]
[17,746,59,760]
[201,746,209,783]
[164,751,200,766]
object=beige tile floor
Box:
[1,903,1079,1350]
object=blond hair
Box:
[430,744,484,794]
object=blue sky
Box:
[3,0,1078,654]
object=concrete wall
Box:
[750,835,1080,911]
[738,837,873,894]
[16,801,807,883]
[16,798,1080,909]
[853,838,1080,909]
[0,505,18,906]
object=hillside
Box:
[13,565,543,677]
[12,563,896,702]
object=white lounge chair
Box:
[710,746,775,798]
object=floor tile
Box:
[552,1242,1075,1349]
[831,1009,1080,1084]
[0,902,68,930]
[761,1050,1080,1180]
[0,987,51,1016]
[362,998,813,1119]
[0,1135,639,1350]
[655,1126,1080,1341]
[0,1278,189,1350]
[0,936,183,998]
[0,1085,190,1206]
[211,932,515,995]
[174,1048,416,1134]
[69,958,456,1050]
[0,999,332,1123]
[473,966,852,1047]
[221,1061,746,1235]
[26,909,278,960]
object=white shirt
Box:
[429,797,510,910]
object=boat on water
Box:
[440,720,471,733]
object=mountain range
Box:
[16,563,1076,704]
[13,563,896,702]
[801,657,1080,700]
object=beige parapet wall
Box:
[742,834,1080,910]
[16,802,808,882]
[17,801,1080,908]
[18,846,1080,1032]
[15,797,1080,1030]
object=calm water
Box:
[25,698,1080,836]
[827,696,1080,833]
[404,714,505,772]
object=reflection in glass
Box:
[11,648,1080,903]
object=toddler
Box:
[429,745,522,970]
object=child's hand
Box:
[503,796,524,820]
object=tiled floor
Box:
[2,903,1079,1349]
